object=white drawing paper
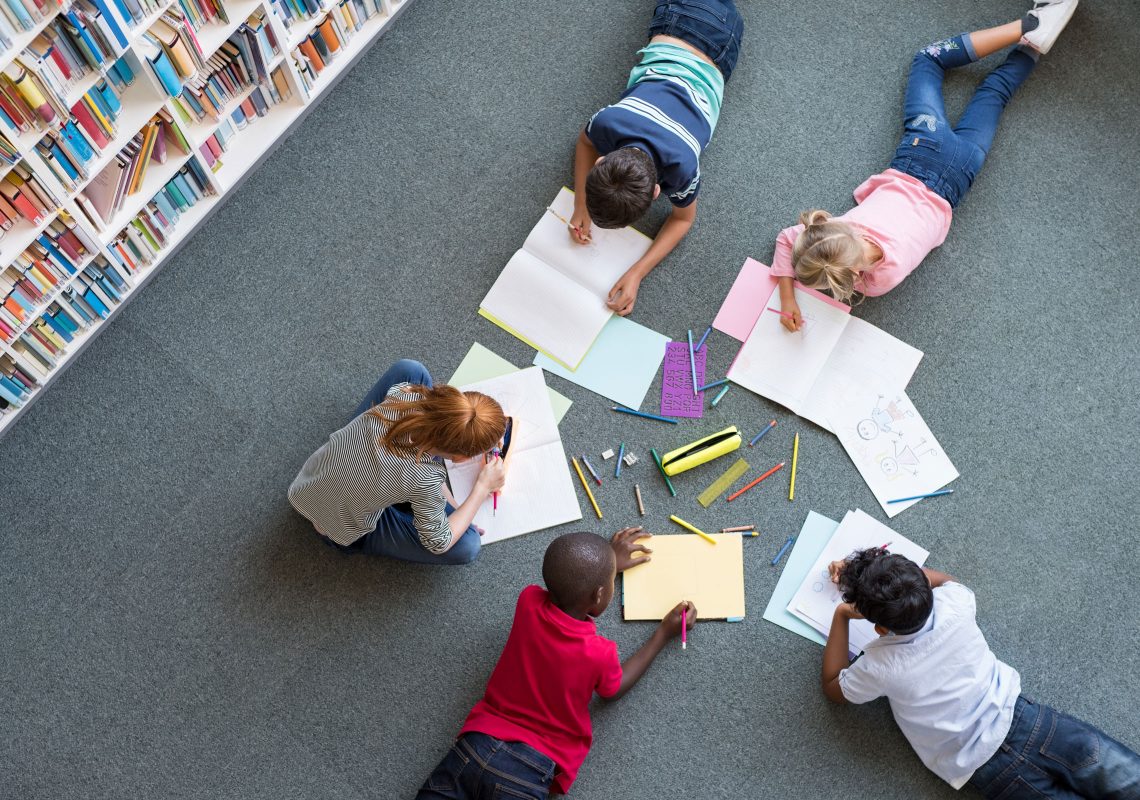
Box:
[445,367,582,543]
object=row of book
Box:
[271,0,381,34]
[0,351,40,413]
[1,211,92,339]
[168,15,279,125]
[0,160,58,232]
[78,107,190,226]
[0,0,65,49]
[0,130,18,164]
[139,7,209,97]
[105,155,213,270]
[290,1,375,96]
[196,70,289,170]
[4,255,132,382]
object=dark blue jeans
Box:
[416,732,557,800]
[649,0,744,81]
[968,696,1140,799]
[889,35,1036,208]
[317,359,481,564]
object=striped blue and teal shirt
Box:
[586,43,725,208]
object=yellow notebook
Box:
[622,533,746,621]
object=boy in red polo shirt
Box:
[416,527,694,798]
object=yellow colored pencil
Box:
[573,457,603,519]
[789,432,800,501]
[669,514,717,545]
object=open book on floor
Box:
[479,187,652,370]
[445,367,581,544]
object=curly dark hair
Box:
[837,548,933,635]
[585,146,657,228]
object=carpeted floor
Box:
[1,1,1137,798]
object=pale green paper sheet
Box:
[762,511,840,646]
[449,343,572,424]
[533,316,669,410]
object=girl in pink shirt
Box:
[774,0,1079,330]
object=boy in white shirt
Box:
[821,548,1140,798]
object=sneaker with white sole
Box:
[1020,0,1079,54]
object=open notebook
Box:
[479,188,652,370]
[622,533,746,621]
[787,509,929,653]
[445,367,581,544]
[726,277,923,433]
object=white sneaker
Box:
[1020,0,1079,54]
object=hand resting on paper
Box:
[660,600,697,639]
[611,527,652,571]
[607,270,641,316]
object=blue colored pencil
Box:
[611,406,678,424]
[694,325,712,352]
[687,329,698,396]
[616,442,625,477]
[887,488,954,504]
[771,536,795,566]
[698,378,728,392]
[711,384,730,406]
[750,419,777,446]
[581,454,602,485]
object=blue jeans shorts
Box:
[648,0,744,81]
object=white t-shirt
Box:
[838,583,1021,789]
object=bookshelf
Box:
[0,0,415,437]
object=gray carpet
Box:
[2,0,1138,797]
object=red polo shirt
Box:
[460,585,623,793]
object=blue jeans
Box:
[888,35,1036,208]
[649,0,744,81]
[318,359,481,565]
[968,696,1140,799]
[416,732,557,800]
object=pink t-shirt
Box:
[770,169,953,297]
[460,585,623,794]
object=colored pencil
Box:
[490,447,501,516]
[572,457,602,519]
[687,329,698,395]
[682,606,687,649]
[670,514,717,545]
[581,454,602,485]
[726,462,785,502]
[887,489,954,504]
[635,483,645,515]
[750,420,777,446]
[789,432,800,501]
[616,442,625,477]
[720,525,755,532]
[767,306,795,320]
[710,384,730,406]
[772,536,795,565]
[546,206,587,240]
[694,325,712,352]
[650,448,676,496]
[698,378,728,392]
[612,406,678,424]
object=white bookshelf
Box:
[0,0,415,437]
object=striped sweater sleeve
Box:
[407,470,452,554]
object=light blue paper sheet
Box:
[533,316,669,410]
[762,511,840,646]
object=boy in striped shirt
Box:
[570,0,744,315]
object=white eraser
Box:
[601,449,615,460]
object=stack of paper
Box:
[767,510,929,653]
[445,367,582,544]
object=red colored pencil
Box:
[726,462,786,502]
[766,307,795,320]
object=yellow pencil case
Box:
[661,426,742,476]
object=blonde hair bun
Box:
[799,209,833,228]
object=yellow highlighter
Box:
[669,514,717,545]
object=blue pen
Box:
[698,378,728,392]
[687,329,698,396]
[750,419,777,446]
[771,536,795,566]
[611,406,678,424]
[887,488,954,504]
[616,442,625,477]
[694,325,712,352]
[711,384,730,406]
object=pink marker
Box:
[766,306,795,320]
[681,606,687,650]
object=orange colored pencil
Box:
[726,462,786,502]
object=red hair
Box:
[371,384,505,459]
